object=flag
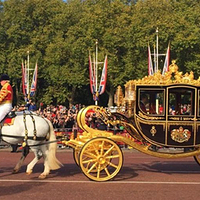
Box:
[89,55,96,95]
[92,54,96,92]
[162,44,170,75]
[22,61,26,96]
[98,55,107,95]
[25,60,29,96]
[148,45,154,75]
[30,62,38,97]
[22,60,28,99]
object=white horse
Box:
[0,111,62,179]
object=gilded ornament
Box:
[128,60,200,86]
[150,126,157,136]
[171,126,191,143]
[138,112,165,120]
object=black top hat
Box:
[0,74,10,81]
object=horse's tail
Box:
[45,119,63,170]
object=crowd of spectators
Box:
[39,104,82,130]
[14,101,83,131]
[13,101,125,133]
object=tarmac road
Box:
[0,147,200,200]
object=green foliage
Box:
[0,0,200,107]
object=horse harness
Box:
[0,111,49,147]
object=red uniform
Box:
[0,80,13,122]
[0,82,13,104]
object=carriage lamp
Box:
[114,85,124,107]
[124,81,136,117]
[125,80,136,101]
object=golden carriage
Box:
[63,61,200,181]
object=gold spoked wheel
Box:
[79,137,123,182]
[194,154,200,166]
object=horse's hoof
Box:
[12,169,19,174]
[38,174,46,179]
[26,171,32,175]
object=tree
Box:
[1,0,67,104]
[1,0,200,107]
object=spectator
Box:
[25,99,32,110]
[18,104,26,111]
[29,101,37,111]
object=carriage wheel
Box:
[194,154,200,166]
[79,137,123,182]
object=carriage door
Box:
[167,86,196,147]
[196,89,200,145]
[135,88,166,146]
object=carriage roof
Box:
[125,60,200,88]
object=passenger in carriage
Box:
[0,74,13,122]
[159,104,163,114]
[169,107,176,115]
[140,94,148,113]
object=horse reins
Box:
[23,111,38,147]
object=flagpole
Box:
[89,41,107,105]
[156,27,159,72]
[95,40,98,105]
[27,51,30,100]
[153,44,156,73]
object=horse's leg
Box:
[13,146,30,174]
[26,148,42,175]
[38,145,50,179]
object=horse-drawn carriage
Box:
[62,60,200,181]
[2,61,200,182]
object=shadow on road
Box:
[146,160,200,174]
[0,182,46,197]
[112,166,139,181]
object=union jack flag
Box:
[22,61,28,100]
[148,45,154,76]
[162,44,170,75]
[98,55,107,95]
[30,62,38,97]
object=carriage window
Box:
[168,88,194,115]
[139,90,164,115]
